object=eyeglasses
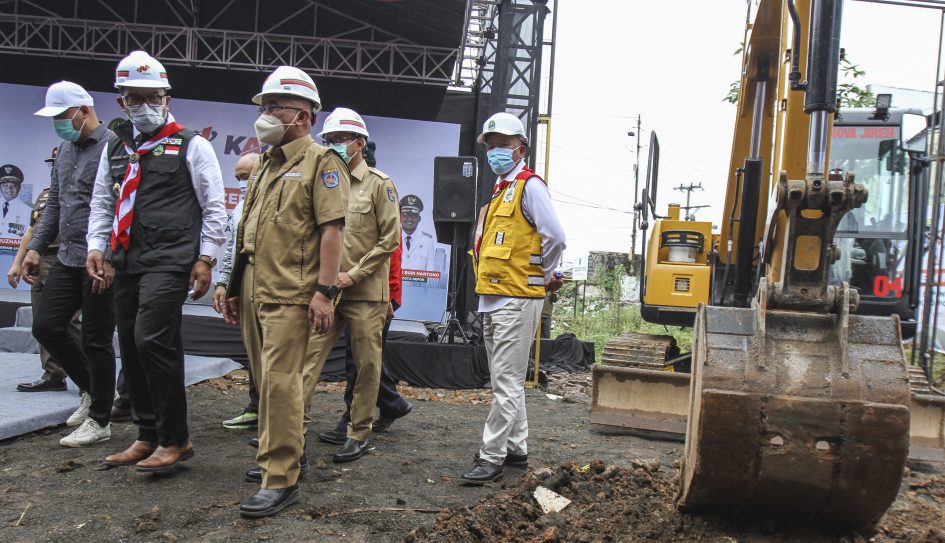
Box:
[321,135,358,146]
[257,104,303,115]
[234,174,250,182]
[122,93,166,107]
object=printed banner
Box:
[0,82,459,321]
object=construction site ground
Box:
[1,371,944,542]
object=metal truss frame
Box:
[0,0,459,84]
[474,0,549,164]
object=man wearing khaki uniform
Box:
[302,107,400,463]
[222,66,347,519]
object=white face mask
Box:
[254,112,300,146]
[127,103,166,134]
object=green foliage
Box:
[551,265,692,363]
[724,48,874,108]
[724,79,742,105]
[837,57,875,108]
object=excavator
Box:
[589,0,941,528]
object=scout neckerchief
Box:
[111,121,184,250]
[476,165,536,257]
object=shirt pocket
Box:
[346,199,372,233]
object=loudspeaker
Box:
[433,156,478,224]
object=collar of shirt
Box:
[494,160,526,187]
[76,123,109,149]
[491,160,527,195]
[132,112,177,140]
[266,134,313,167]
[349,160,368,183]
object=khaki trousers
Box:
[303,299,386,441]
[242,262,309,489]
[479,297,543,465]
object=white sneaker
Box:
[66,391,92,427]
[60,418,111,447]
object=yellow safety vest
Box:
[475,166,546,298]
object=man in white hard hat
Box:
[87,51,227,472]
[220,66,348,518]
[20,81,120,447]
[297,107,404,463]
[212,152,260,430]
[462,112,566,484]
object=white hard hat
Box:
[34,81,94,117]
[477,112,528,144]
[317,107,369,139]
[114,51,171,89]
[253,66,322,112]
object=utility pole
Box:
[674,182,704,220]
[628,115,642,275]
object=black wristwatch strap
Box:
[315,283,339,300]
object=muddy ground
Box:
[0,373,943,542]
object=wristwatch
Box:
[315,283,340,300]
[198,255,218,268]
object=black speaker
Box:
[433,156,478,224]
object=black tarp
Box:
[178,312,594,389]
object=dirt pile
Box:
[407,461,945,543]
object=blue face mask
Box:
[53,109,84,142]
[487,147,519,175]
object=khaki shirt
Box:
[30,188,62,252]
[342,160,401,302]
[235,134,349,304]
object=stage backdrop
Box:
[0,82,458,322]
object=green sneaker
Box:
[222,410,258,429]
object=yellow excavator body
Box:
[588,0,944,528]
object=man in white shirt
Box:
[212,152,260,430]
[0,165,32,241]
[86,51,227,474]
[399,194,436,272]
[462,112,565,484]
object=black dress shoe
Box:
[110,405,132,422]
[373,402,413,433]
[244,455,309,483]
[317,429,346,445]
[461,458,504,485]
[474,451,528,469]
[17,379,67,392]
[332,438,369,463]
[239,485,300,518]
[248,437,259,448]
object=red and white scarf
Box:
[111,122,184,250]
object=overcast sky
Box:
[546,0,943,264]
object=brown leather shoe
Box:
[135,442,195,473]
[103,440,157,467]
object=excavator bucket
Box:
[907,366,945,463]
[589,333,688,438]
[677,304,911,528]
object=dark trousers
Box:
[114,368,131,409]
[245,360,259,413]
[114,271,189,446]
[32,262,116,426]
[334,319,409,433]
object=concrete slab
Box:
[0,353,240,441]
